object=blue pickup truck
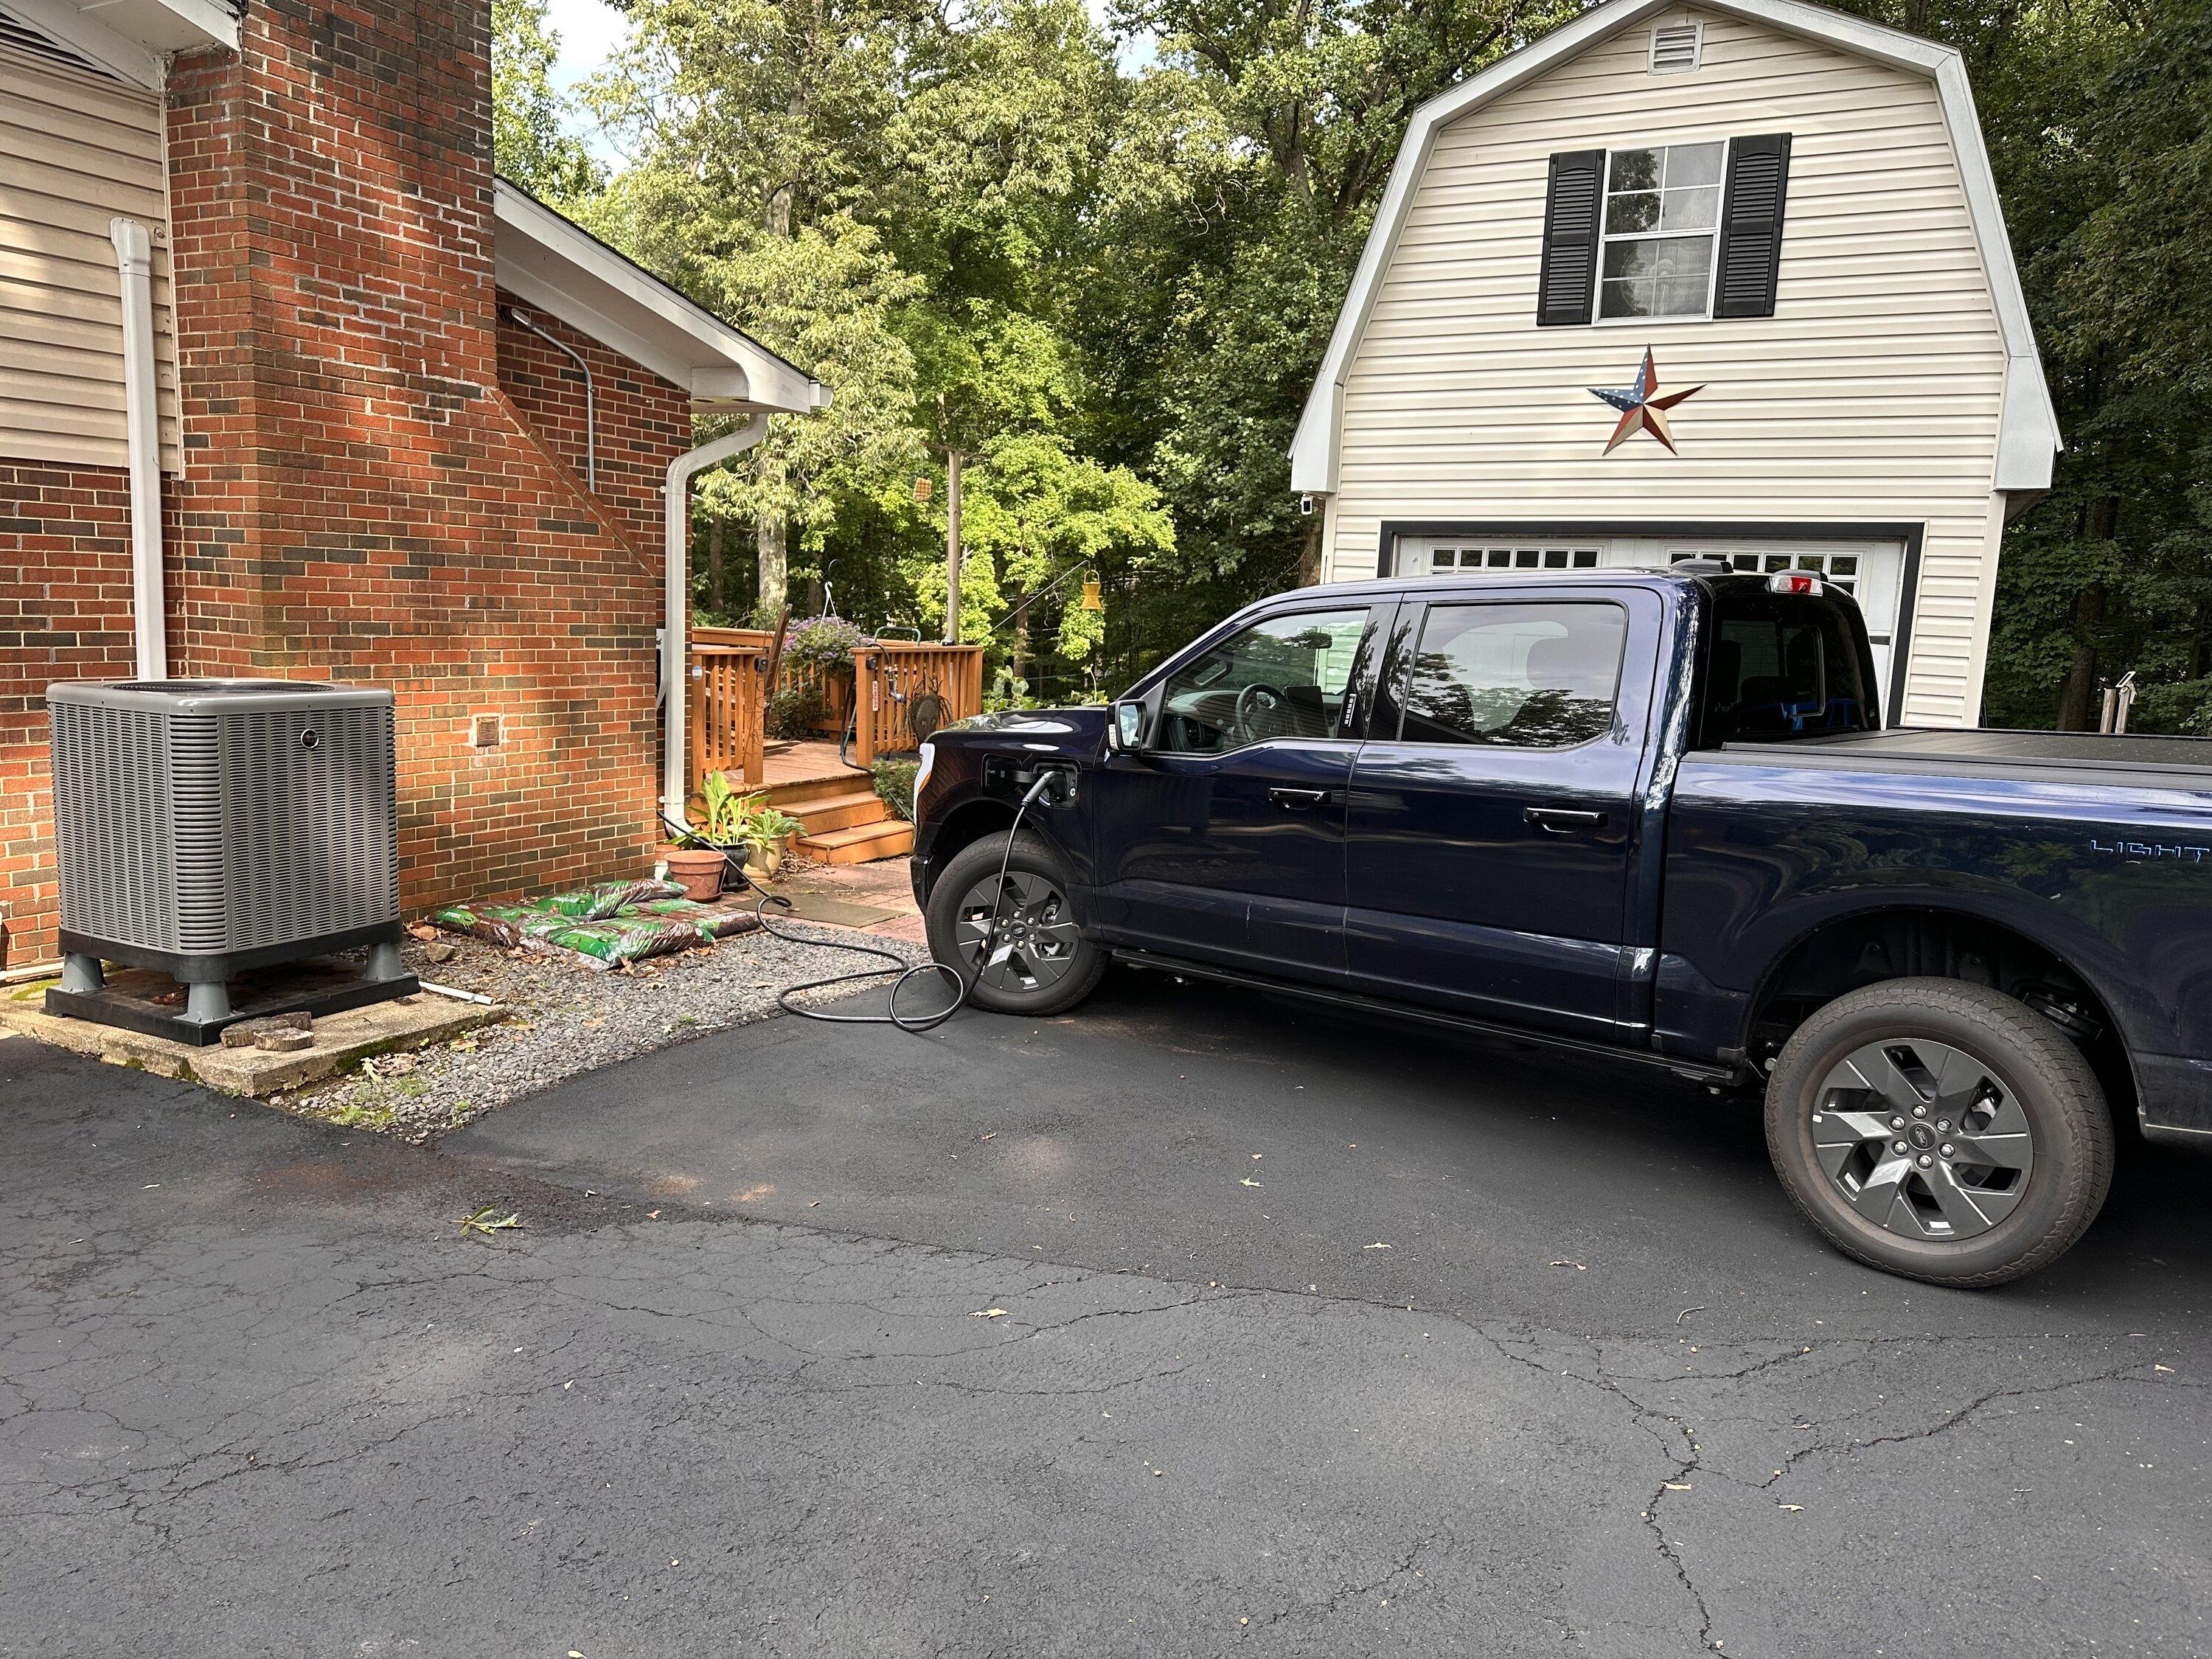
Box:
[908,565,2212,1285]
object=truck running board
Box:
[1110,948,1747,1088]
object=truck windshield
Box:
[1697,590,1876,746]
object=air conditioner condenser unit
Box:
[46,679,417,1043]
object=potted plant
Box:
[738,801,804,880]
[658,771,751,900]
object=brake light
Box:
[1767,572,1823,596]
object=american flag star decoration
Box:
[1588,348,1704,453]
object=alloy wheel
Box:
[1809,1038,2035,1242]
[950,869,1081,995]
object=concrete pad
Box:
[0,978,502,1097]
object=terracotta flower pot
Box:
[660,844,727,902]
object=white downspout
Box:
[110,218,165,680]
[662,415,770,825]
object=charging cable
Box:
[660,771,1060,1035]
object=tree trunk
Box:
[757,514,787,616]
[942,449,964,645]
[2056,496,2121,730]
[2056,582,2106,731]
[1010,587,1029,686]
[1297,513,1324,587]
[706,517,725,615]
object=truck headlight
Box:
[914,742,935,818]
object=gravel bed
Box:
[279,920,932,1143]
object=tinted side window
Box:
[1155,608,1374,754]
[1397,602,1627,748]
[1698,593,1874,745]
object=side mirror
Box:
[1110,698,1151,752]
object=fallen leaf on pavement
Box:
[1363,1242,1392,1250]
[458,1206,522,1239]
[1239,1178,1262,1188]
[1549,1259,1587,1271]
[970,1308,1008,1318]
[1776,1503,1804,1512]
[1664,1482,1693,1491]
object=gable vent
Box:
[1649,22,1703,74]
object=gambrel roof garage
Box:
[1293,0,2058,726]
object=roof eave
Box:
[492,180,827,417]
[8,0,236,86]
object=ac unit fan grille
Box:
[53,703,178,950]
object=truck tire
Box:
[925,831,1106,1016]
[1764,978,2113,1287]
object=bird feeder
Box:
[1079,574,1104,612]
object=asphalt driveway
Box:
[4,970,2208,1656]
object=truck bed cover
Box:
[1708,726,2212,783]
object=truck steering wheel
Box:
[1233,681,1290,747]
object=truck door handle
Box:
[1268,787,1331,810]
[1524,807,1607,833]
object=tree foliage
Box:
[498,0,2212,722]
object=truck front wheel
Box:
[1764,978,2114,1287]
[925,831,1106,1016]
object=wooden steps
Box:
[762,757,911,865]
[796,818,914,865]
[787,788,889,836]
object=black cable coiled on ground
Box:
[661,771,1051,1037]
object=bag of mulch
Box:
[534,878,688,921]
[431,902,537,949]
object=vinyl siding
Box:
[0,43,181,472]
[1326,7,2011,726]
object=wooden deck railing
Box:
[688,642,767,791]
[692,624,849,737]
[849,642,986,767]
[689,633,986,789]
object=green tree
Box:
[490,0,601,201]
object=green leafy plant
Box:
[699,770,753,844]
[870,758,919,823]
[742,802,804,841]
[764,684,824,740]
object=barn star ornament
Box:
[1587,349,1704,453]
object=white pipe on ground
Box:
[109,218,166,681]
[663,415,770,825]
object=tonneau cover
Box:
[1717,726,2212,778]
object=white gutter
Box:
[661,416,770,824]
[110,218,166,680]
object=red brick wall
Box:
[0,465,145,964]
[495,292,692,554]
[153,0,675,928]
[0,1,709,967]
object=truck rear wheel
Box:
[925,831,1105,1016]
[1764,978,2113,1287]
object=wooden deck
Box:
[761,740,857,791]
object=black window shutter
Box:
[1713,133,1792,318]
[1535,150,1605,327]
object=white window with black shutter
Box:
[1536,135,1792,326]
